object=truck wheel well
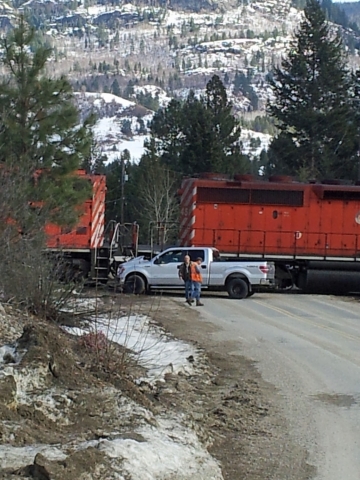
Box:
[125,272,148,291]
[225,273,249,286]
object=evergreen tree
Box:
[268,0,358,181]
[204,75,244,174]
[104,150,132,224]
[111,78,121,97]
[0,17,94,234]
[149,75,249,176]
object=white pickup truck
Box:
[117,247,275,299]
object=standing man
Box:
[178,255,193,305]
[191,257,204,306]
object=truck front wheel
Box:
[124,274,146,295]
[226,278,249,299]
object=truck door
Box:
[151,249,184,286]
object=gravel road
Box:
[199,293,360,480]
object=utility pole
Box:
[355,70,360,182]
[357,140,360,182]
[357,142,360,182]
[120,155,125,225]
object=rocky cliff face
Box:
[131,0,239,11]
[167,0,238,11]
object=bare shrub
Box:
[0,224,81,321]
[71,295,170,378]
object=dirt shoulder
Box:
[152,295,315,480]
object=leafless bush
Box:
[0,232,81,320]
[75,294,169,377]
[0,161,85,320]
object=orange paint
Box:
[45,171,106,250]
[179,175,360,259]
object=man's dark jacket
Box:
[179,262,192,281]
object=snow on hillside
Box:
[75,92,135,111]
[75,91,272,163]
[132,85,172,108]
[92,116,149,163]
[75,91,152,162]
[240,128,271,158]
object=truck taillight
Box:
[259,265,269,274]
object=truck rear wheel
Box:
[227,278,249,299]
[124,274,146,295]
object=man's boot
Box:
[186,299,192,306]
[196,300,204,306]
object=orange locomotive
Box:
[179,173,360,293]
[46,170,106,251]
[43,170,109,280]
[44,170,138,281]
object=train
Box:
[178,173,360,293]
[43,169,360,293]
[44,170,139,282]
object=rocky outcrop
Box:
[132,0,238,12]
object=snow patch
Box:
[133,85,172,108]
[97,417,223,480]
[66,314,198,382]
[75,91,135,110]
[0,445,66,470]
[0,345,17,364]
[1,363,50,403]
[240,128,272,158]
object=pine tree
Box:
[0,17,94,233]
[268,0,358,181]
[104,150,131,224]
[149,75,249,176]
[204,75,244,174]
[111,78,121,97]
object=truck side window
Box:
[158,250,182,264]
[188,250,205,262]
[212,249,221,261]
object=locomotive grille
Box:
[197,187,250,203]
[251,189,303,206]
[322,190,360,201]
[197,187,303,206]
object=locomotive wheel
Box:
[124,274,146,295]
[227,278,249,299]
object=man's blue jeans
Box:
[192,282,201,300]
[184,280,193,300]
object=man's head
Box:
[184,255,191,264]
[196,257,203,265]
